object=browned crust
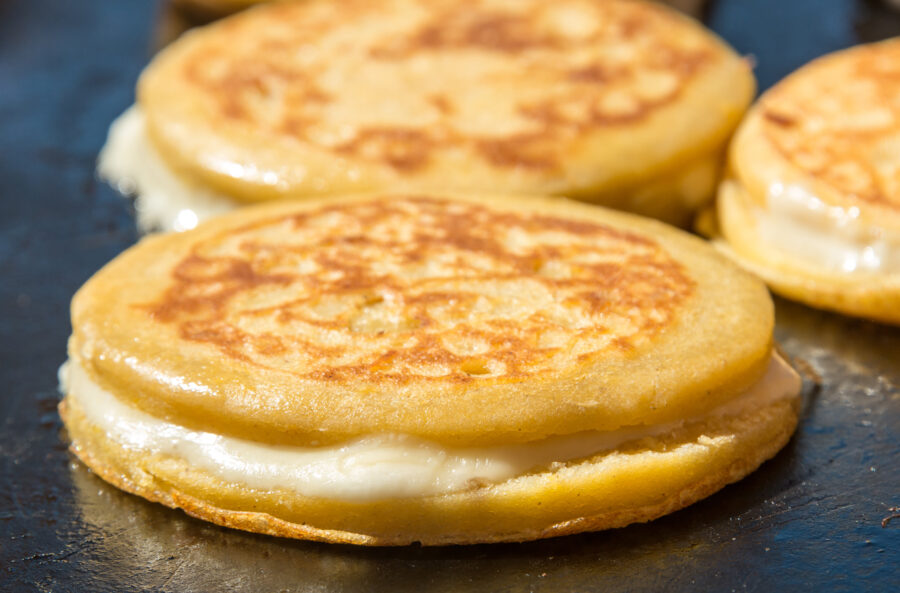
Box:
[755,39,900,212]
[145,196,693,384]
[60,389,800,546]
[164,0,714,174]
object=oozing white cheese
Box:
[97,106,239,233]
[750,180,900,273]
[61,354,800,502]
[99,105,720,233]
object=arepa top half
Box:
[100,0,755,231]
[68,193,776,448]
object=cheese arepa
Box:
[99,0,754,232]
[712,40,900,325]
[60,193,800,545]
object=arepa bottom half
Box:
[715,180,900,326]
[60,384,799,546]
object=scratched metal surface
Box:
[1,1,898,591]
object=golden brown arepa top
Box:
[70,194,773,446]
[139,0,753,203]
[732,38,900,222]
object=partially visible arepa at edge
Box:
[60,192,801,545]
[712,39,900,325]
[99,0,754,232]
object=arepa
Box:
[60,192,801,545]
[99,0,754,231]
[712,39,900,325]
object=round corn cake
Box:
[101,0,754,231]
[61,192,800,544]
[714,39,900,325]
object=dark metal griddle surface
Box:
[1,1,898,591]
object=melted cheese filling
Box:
[749,180,900,273]
[99,105,721,232]
[61,354,799,502]
[98,106,238,233]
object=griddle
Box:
[1,1,898,591]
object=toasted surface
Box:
[60,383,800,546]
[138,0,752,221]
[731,38,900,229]
[70,192,774,445]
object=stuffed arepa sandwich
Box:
[99,0,754,232]
[710,39,900,325]
[60,192,801,546]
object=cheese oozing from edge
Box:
[727,180,900,274]
[97,106,239,233]
[61,354,800,502]
[99,105,721,233]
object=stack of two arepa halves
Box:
[709,39,900,326]
[62,0,803,545]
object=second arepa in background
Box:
[711,39,900,325]
[99,0,754,232]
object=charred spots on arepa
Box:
[759,42,900,210]
[142,197,695,383]
[160,0,717,174]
